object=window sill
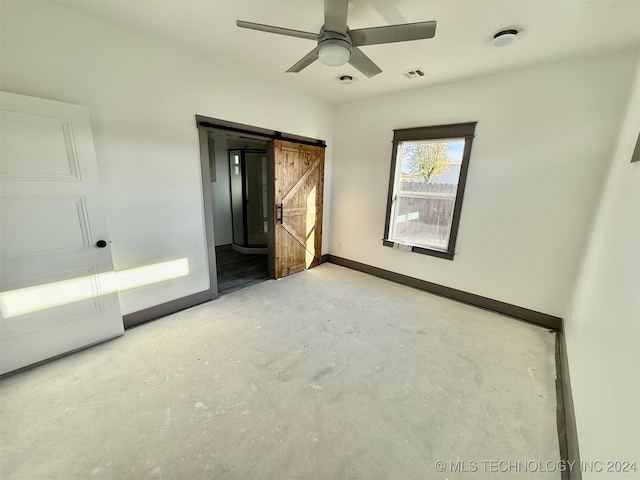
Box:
[382,239,454,260]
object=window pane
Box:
[390,139,464,250]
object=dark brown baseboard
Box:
[557,330,582,479]
[325,254,562,331]
[123,290,214,329]
[555,335,570,480]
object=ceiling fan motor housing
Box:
[318,30,352,50]
[317,28,352,66]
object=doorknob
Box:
[96,240,107,248]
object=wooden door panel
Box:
[273,140,324,279]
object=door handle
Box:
[276,204,283,225]
[96,240,107,248]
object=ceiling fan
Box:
[236,0,436,78]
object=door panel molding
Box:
[0,195,92,258]
[0,111,82,181]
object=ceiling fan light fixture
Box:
[318,40,351,67]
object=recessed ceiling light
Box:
[493,29,519,47]
[339,75,354,85]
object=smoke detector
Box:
[493,29,519,47]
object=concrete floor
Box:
[0,264,561,479]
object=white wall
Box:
[330,50,638,316]
[0,1,334,314]
[564,59,640,478]
[210,132,233,246]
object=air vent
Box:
[402,68,426,79]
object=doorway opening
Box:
[197,115,326,299]
[207,131,270,295]
[229,148,268,250]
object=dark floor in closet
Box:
[216,248,269,295]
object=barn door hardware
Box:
[276,203,283,224]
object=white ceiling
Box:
[60,0,640,105]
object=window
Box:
[383,122,477,260]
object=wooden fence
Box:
[393,182,458,248]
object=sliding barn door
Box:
[0,92,124,374]
[273,140,324,279]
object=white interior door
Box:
[0,91,123,375]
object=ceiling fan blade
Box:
[350,21,437,46]
[237,20,318,41]
[349,47,382,78]
[324,0,349,34]
[286,48,319,73]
